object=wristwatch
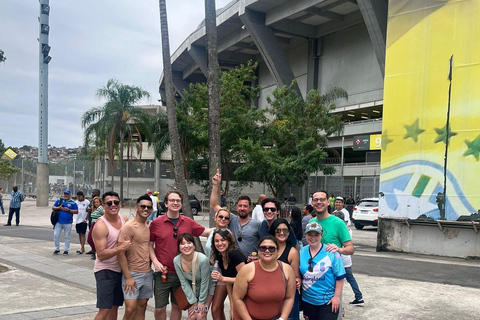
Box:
[194,306,199,313]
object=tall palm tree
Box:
[205,0,221,227]
[158,0,193,218]
[81,78,150,201]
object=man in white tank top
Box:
[92,191,130,320]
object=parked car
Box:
[351,198,379,229]
[158,194,202,216]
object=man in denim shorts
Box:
[118,194,154,320]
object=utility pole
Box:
[37,0,52,206]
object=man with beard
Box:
[210,169,261,257]
[117,194,154,320]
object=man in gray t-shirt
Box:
[210,169,261,257]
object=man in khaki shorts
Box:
[118,194,154,320]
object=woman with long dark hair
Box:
[210,228,246,320]
[289,206,303,246]
[270,218,301,320]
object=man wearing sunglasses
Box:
[117,194,154,320]
[210,169,262,258]
[149,190,209,320]
[52,190,78,255]
[92,191,130,320]
[258,198,298,249]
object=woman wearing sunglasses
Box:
[300,222,346,320]
[174,233,213,320]
[233,235,296,320]
[269,219,301,320]
[86,196,103,260]
[210,228,246,320]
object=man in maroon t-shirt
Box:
[149,190,208,320]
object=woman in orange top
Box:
[232,235,296,320]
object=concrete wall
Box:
[318,24,384,106]
[377,217,480,258]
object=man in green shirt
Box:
[309,190,354,255]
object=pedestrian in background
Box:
[0,188,5,216]
[75,191,90,254]
[5,186,24,226]
[52,190,78,254]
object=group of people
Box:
[49,168,364,320]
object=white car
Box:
[351,198,379,229]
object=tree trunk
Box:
[205,0,221,228]
[158,0,193,219]
[119,130,124,202]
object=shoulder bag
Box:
[50,198,63,228]
[174,252,199,310]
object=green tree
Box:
[0,161,20,180]
[144,61,265,195]
[235,82,347,198]
[81,79,150,201]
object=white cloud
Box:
[0,0,233,148]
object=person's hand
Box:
[295,277,301,290]
[188,303,197,318]
[153,261,165,273]
[327,295,341,312]
[124,277,137,295]
[197,304,207,320]
[211,270,222,281]
[325,243,340,253]
[118,236,132,252]
[212,169,221,186]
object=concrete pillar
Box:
[36,163,49,206]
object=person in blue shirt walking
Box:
[52,190,78,254]
[0,188,6,216]
[5,186,24,226]
[300,222,346,320]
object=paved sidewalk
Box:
[0,199,479,319]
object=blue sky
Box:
[0,0,231,148]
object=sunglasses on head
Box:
[237,230,243,242]
[263,207,277,213]
[106,200,120,207]
[139,204,153,210]
[173,227,178,239]
[258,246,277,253]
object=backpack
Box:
[50,198,63,228]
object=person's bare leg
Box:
[154,307,166,320]
[134,299,148,320]
[79,233,86,252]
[123,300,137,320]
[170,303,182,320]
[106,306,119,320]
[94,309,110,320]
[212,284,227,320]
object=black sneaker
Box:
[53,250,60,255]
[349,299,364,306]
[91,253,96,260]
[76,250,83,254]
[63,251,69,255]
[86,250,94,255]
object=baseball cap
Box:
[63,190,71,195]
[305,222,323,235]
[335,196,345,203]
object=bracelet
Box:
[204,306,209,313]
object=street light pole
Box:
[21,155,25,194]
[73,155,76,195]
